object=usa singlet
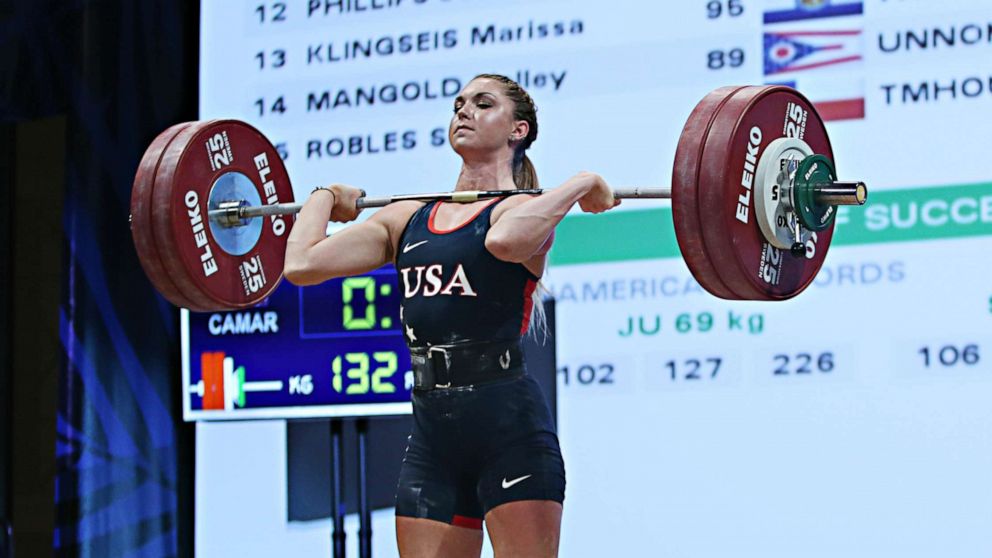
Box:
[395,198,539,347]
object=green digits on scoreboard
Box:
[331,351,400,395]
[342,275,396,331]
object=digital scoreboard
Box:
[182,266,412,419]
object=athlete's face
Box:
[449,78,528,158]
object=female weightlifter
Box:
[283,73,619,558]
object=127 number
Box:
[666,357,722,381]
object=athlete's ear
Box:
[509,120,529,143]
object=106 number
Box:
[919,344,980,368]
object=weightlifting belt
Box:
[410,340,524,391]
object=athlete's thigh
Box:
[396,516,483,558]
[484,500,562,558]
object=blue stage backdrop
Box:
[12,1,202,556]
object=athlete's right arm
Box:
[283,185,413,286]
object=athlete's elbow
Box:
[283,251,320,286]
[283,264,313,286]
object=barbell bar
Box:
[130,85,869,310]
[207,182,865,228]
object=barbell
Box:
[129,85,867,311]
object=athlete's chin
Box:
[450,140,489,158]
[453,133,505,150]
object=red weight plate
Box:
[672,86,748,300]
[698,86,835,300]
[147,121,217,309]
[153,120,295,310]
[130,121,210,311]
[201,351,225,410]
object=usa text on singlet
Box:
[395,199,539,348]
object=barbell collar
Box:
[213,200,250,228]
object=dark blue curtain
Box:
[3,1,197,556]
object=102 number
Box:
[558,364,615,386]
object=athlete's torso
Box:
[395,199,538,348]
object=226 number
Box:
[773,352,834,375]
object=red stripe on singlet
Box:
[519,278,538,335]
[427,198,501,234]
[451,515,483,530]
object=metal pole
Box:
[331,420,346,558]
[357,419,371,558]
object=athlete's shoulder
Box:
[490,193,539,224]
[369,200,425,229]
[368,200,426,262]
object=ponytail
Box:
[513,153,539,190]
[514,151,545,338]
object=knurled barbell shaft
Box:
[207,182,866,226]
[208,187,671,225]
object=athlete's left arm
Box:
[485,171,618,264]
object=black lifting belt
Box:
[410,340,525,391]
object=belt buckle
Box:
[428,346,452,388]
[410,353,433,391]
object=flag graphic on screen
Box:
[764,31,861,75]
[764,0,863,24]
[763,1,865,121]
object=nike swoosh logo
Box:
[501,475,532,489]
[403,240,429,253]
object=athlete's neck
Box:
[454,152,517,192]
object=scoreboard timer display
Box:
[182,266,412,420]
